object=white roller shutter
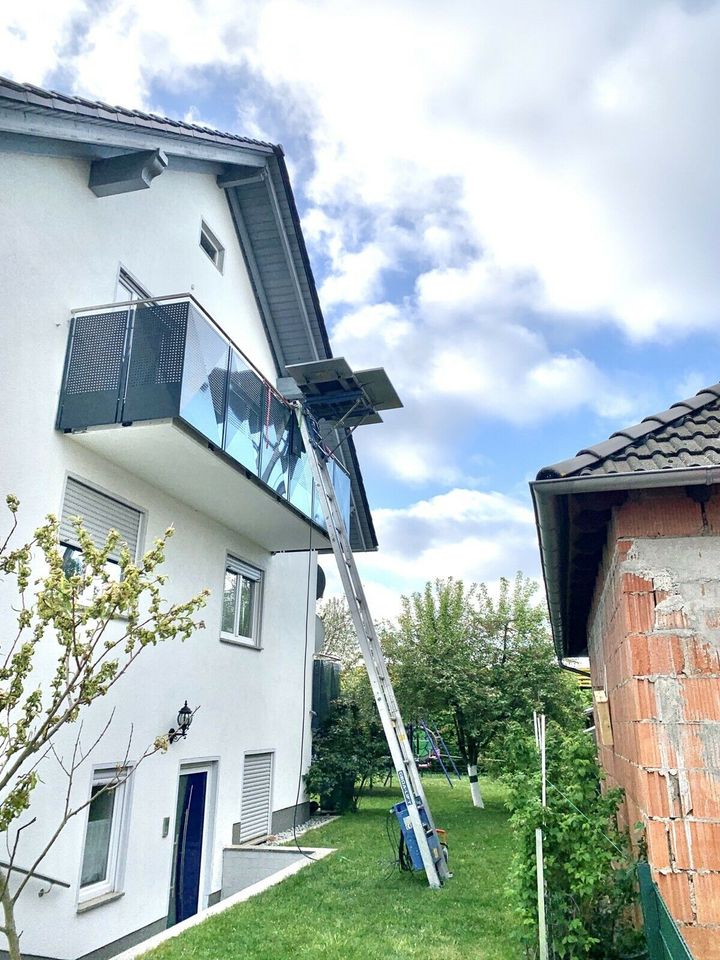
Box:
[60,479,141,562]
[240,752,273,843]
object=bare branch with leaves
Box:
[0,495,208,960]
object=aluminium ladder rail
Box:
[297,407,450,889]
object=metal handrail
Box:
[0,861,70,889]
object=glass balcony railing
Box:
[56,295,351,534]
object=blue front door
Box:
[169,771,207,925]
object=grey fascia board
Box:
[531,481,569,661]
[225,186,284,376]
[0,107,270,167]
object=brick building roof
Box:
[532,382,720,660]
[537,383,720,480]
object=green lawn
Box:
[147,776,518,960]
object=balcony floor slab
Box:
[64,419,330,553]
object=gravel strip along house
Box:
[533,383,720,960]
[0,76,378,960]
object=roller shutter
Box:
[60,479,142,562]
[240,752,273,842]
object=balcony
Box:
[56,295,351,551]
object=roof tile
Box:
[539,383,720,479]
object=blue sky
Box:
[6,0,720,616]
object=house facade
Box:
[0,78,377,960]
[533,387,720,960]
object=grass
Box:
[147,776,519,960]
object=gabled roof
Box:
[0,75,377,552]
[532,382,720,660]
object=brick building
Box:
[532,384,720,960]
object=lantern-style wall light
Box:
[168,701,196,744]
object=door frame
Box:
[168,758,219,922]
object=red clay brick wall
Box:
[587,487,720,959]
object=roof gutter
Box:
[532,463,720,499]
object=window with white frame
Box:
[199,220,225,272]
[60,479,142,587]
[79,767,130,902]
[221,557,263,647]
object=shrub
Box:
[504,724,644,959]
[305,691,387,812]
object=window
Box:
[116,266,150,302]
[199,221,225,272]
[60,478,142,584]
[221,557,262,647]
[79,768,130,903]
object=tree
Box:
[384,574,584,807]
[318,596,361,669]
[0,496,208,960]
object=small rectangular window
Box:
[221,557,262,647]
[200,221,225,272]
[79,768,129,902]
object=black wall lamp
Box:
[168,701,197,744]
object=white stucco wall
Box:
[0,148,317,959]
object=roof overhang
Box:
[531,464,720,660]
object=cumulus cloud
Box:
[321,487,540,620]
[244,0,720,339]
[7,1,720,344]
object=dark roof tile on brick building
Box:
[536,383,720,481]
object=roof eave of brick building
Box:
[532,464,720,662]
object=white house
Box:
[0,76,378,960]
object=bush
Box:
[504,724,644,959]
[305,689,387,812]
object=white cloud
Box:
[8,1,720,342]
[319,243,389,307]
[0,2,87,82]
[322,487,540,621]
[246,0,720,339]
